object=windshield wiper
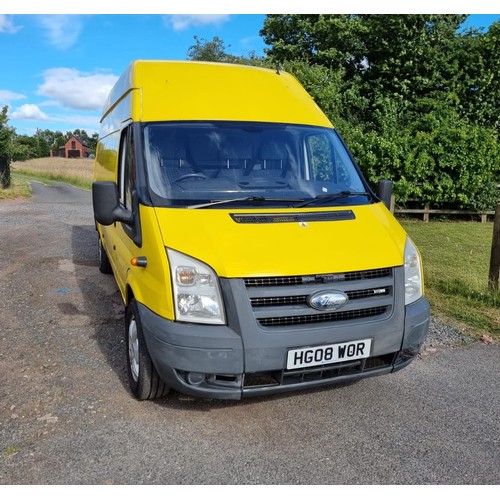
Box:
[188,196,305,209]
[295,191,372,208]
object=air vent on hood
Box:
[230,211,355,224]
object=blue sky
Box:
[0,12,499,137]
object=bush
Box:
[336,95,500,210]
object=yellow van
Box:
[92,60,430,400]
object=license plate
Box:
[287,339,372,370]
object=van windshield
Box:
[143,122,371,208]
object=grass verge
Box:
[401,220,500,339]
[12,169,92,190]
[0,177,32,200]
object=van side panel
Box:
[121,206,175,320]
[101,63,135,121]
[99,90,138,141]
[95,90,139,183]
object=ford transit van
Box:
[92,60,430,400]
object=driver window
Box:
[118,126,136,209]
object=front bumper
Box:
[138,295,430,400]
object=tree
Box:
[356,15,466,101]
[261,14,367,74]
[0,106,13,155]
[0,106,14,188]
[456,21,500,130]
[264,16,460,102]
[35,129,60,157]
[188,35,231,62]
[11,134,38,161]
[187,36,266,67]
[51,131,66,150]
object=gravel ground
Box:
[424,316,475,348]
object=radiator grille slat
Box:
[250,287,392,308]
[244,268,391,287]
[258,306,389,327]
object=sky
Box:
[0,5,499,137]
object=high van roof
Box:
[101,60,333,128]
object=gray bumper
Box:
[138,295,430,400]
[138,302,244,399]
[393,295,431,371]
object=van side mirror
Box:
[377,179,393,210]
[92,181,133,226]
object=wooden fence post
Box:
[423,204,430,223]
[488,203,500,291]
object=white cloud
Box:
[11,104,49,121]
[37,68,119,111]
[164,14,230,31]
[0,15,22,34]
[0,90,26,106]
[38,15,83,50]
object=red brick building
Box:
[51,136,90,158]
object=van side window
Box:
[119,127,136,209]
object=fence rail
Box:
[390,196,495,223]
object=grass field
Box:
[12,157,93,190]
[4,157,499,338]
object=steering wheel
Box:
[173,173,210,183]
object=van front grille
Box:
[244,267,395,329]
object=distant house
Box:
[51,136,91,159]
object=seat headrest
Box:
[221,138,252,160]
[259,140,287,160]
[189,135,220,162]
[161,135,187,160]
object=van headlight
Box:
[167,248,226,325]
[404,237,424,305]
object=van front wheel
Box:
[125,299,170,400]
[98,237,112,274]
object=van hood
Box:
[154,203,407,278]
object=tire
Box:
[125,299,170,400]
[98,237,112,274]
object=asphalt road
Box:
[0,181,499,485]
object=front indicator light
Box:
[176,266,197,285]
